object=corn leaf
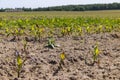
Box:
[60,52,65,60]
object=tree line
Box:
[0,2,120,12]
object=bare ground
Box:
[0,32,120,80]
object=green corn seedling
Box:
[86,26,90,34]
[93,43,99,63]
[15,50,26,78]
[61,27,67,36]
[77,27,82,36]
[59,52,66,69]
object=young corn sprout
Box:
[93,43,100,63]
[5,27,11,37]
[86,26,90,34]
[61,27,67,36]
[15,50,26,78]
[59,52,66,69]
[77,27,82,36]
[97,25,103,33]
[30,24,45,41]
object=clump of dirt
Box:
[0,32,120,80]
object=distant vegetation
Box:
[0,2,120,12]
